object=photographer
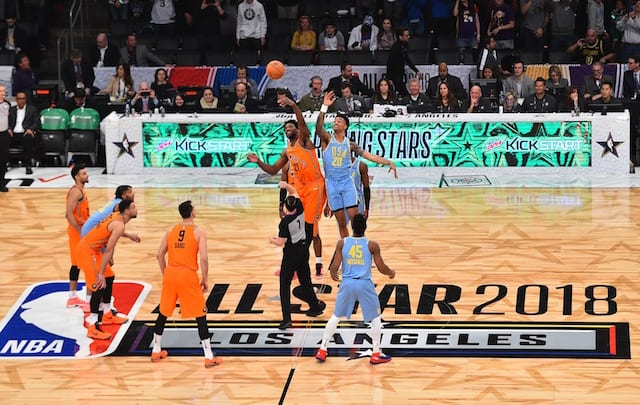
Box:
[130,82,160,113]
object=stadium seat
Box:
[287,50,314,66]
[39,108,69,166]
[68,108,100,166]
[317,50,345,65]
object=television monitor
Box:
[469,79,498,99]
[262,87,293,112]
[219,85,235,107]
[177,86,203,104]
[588,102,625,114]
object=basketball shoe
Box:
[315,348,327,362]
[151,350,168,362]
[369,352,392,364]
[87,323,112,340]
[102,310,128,325]
[205,356,223,368]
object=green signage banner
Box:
[142,120,592,168]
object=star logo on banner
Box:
[113,133,139,158]
[597,132,623,158]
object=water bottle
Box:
[125,103,130,117]
[160,106,165,117]
[498,91,505,113]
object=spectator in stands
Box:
[130,0,148,34]
[196,87,220,112]
[89,33,121,68]
[487,0,516,50]
[588,80,620,108]
[560,86,583,112]
[8,90,39,174]
[64,87,95,113]
[228,82,260,113]
[519,0,551,51]
[550,0,577,51]
[151,68,174,103]
[334,81,367,115]
[189,0,226,40]
[503,60,534,99]
[98,63,135,101]
[150,0,176,37]
[400,0,428,35]
[12,53,37,96]
[318,21,345,51]
[326,63,372,97]
[453,0,481,64]
[545,64,568,99]
[477,36,501,78]
[623,56,640,99]
[384,0,403,28]
[401,78,431,112]
[109,0,130,21]
[166,93,189,113]
[502,90,521,112]
[522,77,558,113]
[616,2,640,62]
[587,0,605,37]
[427,62,466,102]
[236,0,267,50]
[298,75,325,112]
[465,84,493,113]
[432,82,463,112]
[372,78,398,105]
[130,81,160,113]
[377,18,397,50]
[290,16,316,51]
[0,15,28,54]
[61,49,97,98]
[387,26,422,98]
[348,15,379,51]
[609,0,626,52]
[229,65,259,99]
[567,28,615,65]
[581,61,614,102]
[120,33,165,67]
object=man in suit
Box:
[120,33,165,67]
[503,60,535,99]
[227,82,260,113]
[521,77,559,113]
[622,56,640,99]
[401,78,431,112]
[88,33,121,68]
[427,62,467,102]
[464,84,494,113]
[581,61,614,103]
[325,63,372,97]
[64,88,96,113]
[333,82,367,115]
[130,81,160,113]
[61,48,97,97]
[8,91,40,174]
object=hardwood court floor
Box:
[1,187,639,404]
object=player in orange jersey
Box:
[65,164,90,311]
[76,199,138,340]
[151,201,222,368]
[249,93,326,276]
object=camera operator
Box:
[130,81,159,113]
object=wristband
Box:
[320,104,329,113]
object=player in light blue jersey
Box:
[317,91,397,238]
[349,155,369,218]
[315,214,395,364]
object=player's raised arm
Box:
[316,91,336,148]
[248,148,289,175]
[278,93,313,148]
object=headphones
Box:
[309,75,321,88]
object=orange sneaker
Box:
[87,323,112,340]
[204,357,222,368]
[66,296,87,308]
[102,310,128,325]
[151,350,168,362]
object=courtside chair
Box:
[68,107,100,166]
[39,107,70,166]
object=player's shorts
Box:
[333,278,380,323]
[67,225,82,265]
[159,265,207,319]
[298,178,325,237]
[74,240,115,293]
[326,176,358,212]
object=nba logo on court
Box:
[0,281,150,359]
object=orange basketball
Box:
[266,60,286,80]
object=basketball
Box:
[266,60,286,80]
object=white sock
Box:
[201,338,213,360]
[315,257,322,264]
[69,290,77,298]
[101,302,111,313]
[320,315,340,350]
[152,333,162,353]
[86,313,98,326]
[371,317,382,354]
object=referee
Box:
[0,84,11,192]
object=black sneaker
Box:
[0,186,8,192]
[306,300,326,317]
[278,320,292,330]
[26,167,33,175]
